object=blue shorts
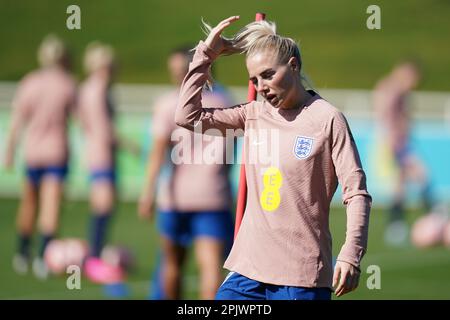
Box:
[89,168,116,185]
[216,272,332,300]
[157,210,234,251]
[26,165,68,187]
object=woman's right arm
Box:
[3,78,31,168]
[138,135,168,220]
[3,109,22,168]
[175,16,248,135]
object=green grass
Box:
[0,0,449,90]
[1,197,449,300]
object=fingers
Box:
[214,16,240,33]
[338,273,358,297]
[333,262,360,297]
[138,197,152,220]
[334,268,348,297]
[210,16,240,38]
[332,263,341,288]
[351,271,360,291]
[205,16,240,54]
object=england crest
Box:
[293,136,314,160]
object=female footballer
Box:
[4,35,77,279]
[77,43,119,277]
[139,47,234,299]
[175,16,372,300]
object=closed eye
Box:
[261,70,275,80]
[249,69,275,86]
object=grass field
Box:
[1,197,449,300]
[0,0,449,90]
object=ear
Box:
[288,57,299,71]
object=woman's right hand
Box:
[204,16,240,56]
[2,152,14,171]
[138,192,155,221]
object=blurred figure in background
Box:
[3,34,77,279]
[77,42,122,283]
[373,61,434,246]
[138,46,234,299]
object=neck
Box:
[92,70,111,86]
[298,85,313,107]
[45,64,67,72]
[284,84,312,110]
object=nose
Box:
[256,79,267,94]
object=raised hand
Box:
[204,16,240,56]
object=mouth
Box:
[266,94,279,106]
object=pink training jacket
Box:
[77,74,116,171]
[373,76,410,153]
[10,67,77,167]
[151,88,234,212]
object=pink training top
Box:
[373,77,410,153]
[175,41,372,288]
[11,67,76,167]
[77,75,116,171]
[151,88,233,212]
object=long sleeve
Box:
[4,77,33,160]
[331,111,372,269]
[175,41,248,135]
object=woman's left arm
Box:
[330,110,372,297]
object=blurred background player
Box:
[373,61,434,246]
[3,34,77,279]
[138,46,235,299]
[77,42,122,281]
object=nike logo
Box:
[252,140,265,146]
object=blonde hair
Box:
[37,34,68,68]
[84,42,115,74]
[201,19,314,90]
